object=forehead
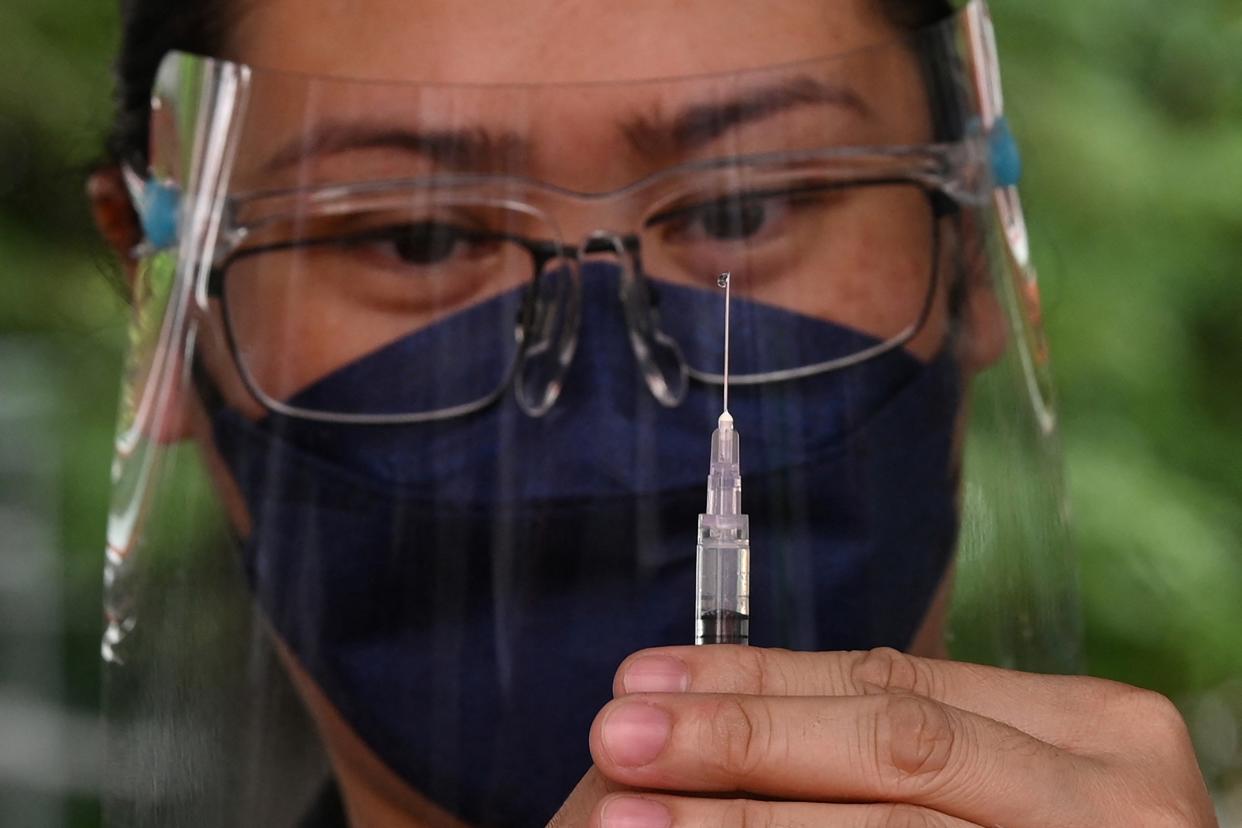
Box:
[224,0,930,192]
[230,0,893,83]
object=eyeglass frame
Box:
[158,141,987,425]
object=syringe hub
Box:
[706,423,741,515]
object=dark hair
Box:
[106,0,955,167]
[880,0,955,31]
[107,0,234,167]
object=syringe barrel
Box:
[695,513,750,645]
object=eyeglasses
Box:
[205,144,977,424]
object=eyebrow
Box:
[259,75,869,174]
[261,123,529,173]
[620,75,872,157]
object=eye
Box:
[648,181,845,248]
[649,189,807,246]
[380,220,482,265]
[690,195,770,241]
[675,194,770,243]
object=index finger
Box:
[589,690,1102,826]
[614,646,1120,749]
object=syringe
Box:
[695,272,751,646]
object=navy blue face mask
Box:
[210,262,962,826]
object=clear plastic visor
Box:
[104,4,1078,826]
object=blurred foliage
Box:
[989,0,1242,695]
[0,0,1239,824]
[0,0,123,693]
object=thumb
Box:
[546,766,631,828]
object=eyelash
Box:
[351,221,498,266]
[269,214,503,271]
[652,186,835,245]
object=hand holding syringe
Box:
[695,272,751,646]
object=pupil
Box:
[395,222,458,264]
[704,198,765,240]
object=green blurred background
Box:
[0,0,1239,824]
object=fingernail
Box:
[601,702,671,767]
[622,655,689,694]
[600,796,672,828]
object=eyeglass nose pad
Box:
[514,254,582,417]
[584,232,689,408]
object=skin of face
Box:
[203,0,985,405]
[98,1,1009,824]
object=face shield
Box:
[102,2,1079,824]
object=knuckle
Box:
[1065,675,1148,727]
[725,647,794,696]
[1135,689,1189,734]
[1112,687,1193,747]
[702,697,773,781]
[1077,674,1126,700]
[743,646,783,696]
[705,647,772,695]
[874,695,958,789]
[754,648,796,696]
[867,803,949,828]
[851,647,935,697]
[720,798,773,828]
